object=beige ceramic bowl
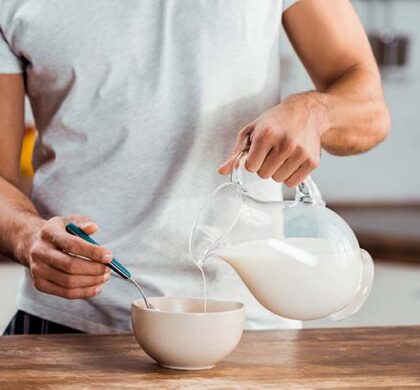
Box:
[131,297,245,370]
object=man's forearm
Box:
[311,64,390,156]
[0,176,44,266]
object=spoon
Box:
[65,222,159,311]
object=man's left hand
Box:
[219,92,328,188]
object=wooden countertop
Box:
[1,326,419,389]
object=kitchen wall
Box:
[0,260,23,333]
[281,0,420,202]
[305,261,420,328]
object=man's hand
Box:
[219,93,328,188]
[27,215,113,299]
[220,0,391,183]
[0,74,111,297]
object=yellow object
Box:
[20,127,36,178]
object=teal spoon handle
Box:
[65,222,131,279]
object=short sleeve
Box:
[0,29,23,73]
[283,0,299,13]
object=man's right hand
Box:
[27,215,113,299]
[0,76,113,300]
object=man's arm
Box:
[0,74,39,262]
[219,0,390,187]
[0,74,111,299]
[283,0,390,155]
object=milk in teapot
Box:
[218,237,362,320]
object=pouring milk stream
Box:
[189,155,374,321]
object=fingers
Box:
[256,141,294,179]
[31,243,110,276]
[220,96,324,183]
[67,214,98,235]
[245,126,276,173]
[33,278,103,300]
[32,260,110,289]
[220,121,320,185]
[40,219,112,264]
[272,147,307,184]
[28,215,115,300]
[219,123,254,175]
[218,156,237,176]
[284,159,318,188]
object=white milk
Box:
[218,238,362,320]
[198,265,207,313]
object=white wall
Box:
[305,261,420,328]
[0,260,23,333]
[280,0,420,202]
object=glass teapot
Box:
[189,156,374,322]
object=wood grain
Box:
[1,326,419,389]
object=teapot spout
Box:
[214,251,236,269]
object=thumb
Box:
[66,214,98,235]
[218,152,240,176]
[218,123,254,175]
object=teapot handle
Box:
[230,153,325,206]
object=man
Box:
[0,0,390,334]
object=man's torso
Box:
[0,0,300,332]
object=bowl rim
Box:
[132,296,245,316]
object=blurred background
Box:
[1,0,419,332]
[282,0,420,328]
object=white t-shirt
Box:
[0,0,300,332]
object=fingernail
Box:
[82,222,97,229]
[104,253,113,262]
[218,161,229,169]
[95,285,103,295]
[218,164,230,175]
[104,273,111,282]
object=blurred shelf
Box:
[331,202,420,263]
